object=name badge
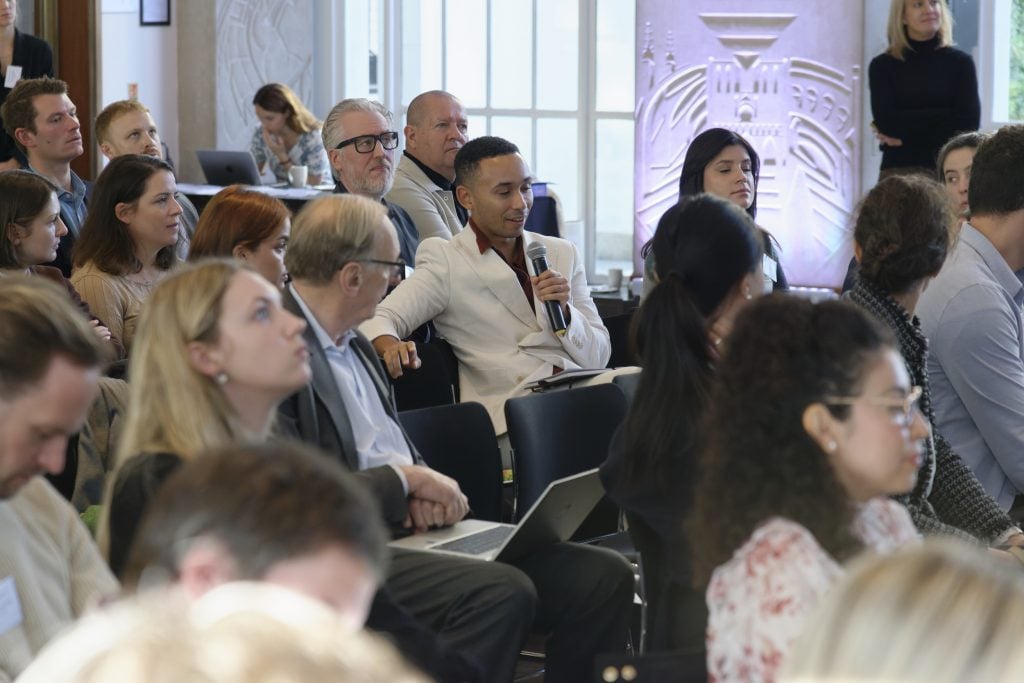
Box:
[4,65,22,89]
[0,576,23,636]
[763,254,779,283]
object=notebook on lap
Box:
[196,150,263,186]
[389,469,604,563]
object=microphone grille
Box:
[526,242,548,260]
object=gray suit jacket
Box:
[276,287,421,524]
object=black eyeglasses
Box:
[334,132,400,153]
[358,258,406,276]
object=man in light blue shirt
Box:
[917,124,1024,513]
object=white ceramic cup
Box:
[287,165,309,188]
[607,268,624,289]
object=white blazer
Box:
[385,155,464,242]
[360,229,611,433]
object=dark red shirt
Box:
[468,219,534,310]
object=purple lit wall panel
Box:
[635,1,864,288]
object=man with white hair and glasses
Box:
[323,98,419,268]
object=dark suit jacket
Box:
[276,286,422,525]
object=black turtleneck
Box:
[869,35,980,171]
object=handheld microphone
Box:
[526,242,567,337]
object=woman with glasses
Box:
[188,185,292,288]
[689,296,926,683]
[845,174,1023,547]
[251,83,329,186]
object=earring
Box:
[826,440,837,452]
[744,290,753,300]
[215,371,229,386]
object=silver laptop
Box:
[195,150,263,186]
[389,469,604,563]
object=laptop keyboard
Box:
[433,526,514,555]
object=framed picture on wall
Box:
[140,0,170,26]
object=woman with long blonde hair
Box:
[101,259,310,576]
[781,541,1024,683]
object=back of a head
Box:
[690,297,894,582]
[968,124,1024,218]
[0,276,104,400]
[781,540,1024,683]
[854,174,954,295]
[284,193,387,285]
[116,259,244,466]
[679,128,760,218]
[620,195,762,487]
[122,442,388,592]
[0,170,59,269]
[19,583,428,683]
[189,185,290,259]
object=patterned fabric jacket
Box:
[846,278,1015,543]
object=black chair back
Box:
[393,339,459,411]
[504,383,627,535]
[398,401,503,522]
[612,371,641,404]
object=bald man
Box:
[386,90,469,242]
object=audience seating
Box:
[612,371,641,404]
[398,401,503,523]
[392,338,460,412]
[504,383,627,538]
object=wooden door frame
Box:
[34,0,97,180]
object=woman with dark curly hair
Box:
[600,194,764,655]
[689,296,926,683]
[845,174,1024,548]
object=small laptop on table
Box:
[389,469,604,563]
[195,150,263,186]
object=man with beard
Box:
[385,90,469,243]
[322,99,419,267]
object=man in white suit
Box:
[363,136,610,435]
[385,90,469,242]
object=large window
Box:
[335,0,635,279]
[1012,0,1024,121]
[980,0,1024,125]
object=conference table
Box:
[177,182,333,214]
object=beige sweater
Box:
[0,479,118,681]
[70,262,163,353]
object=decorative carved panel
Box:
[215,0,314,151]
[635,1,864,287]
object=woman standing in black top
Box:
[0,0,54,169]
[869,0,979,176]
